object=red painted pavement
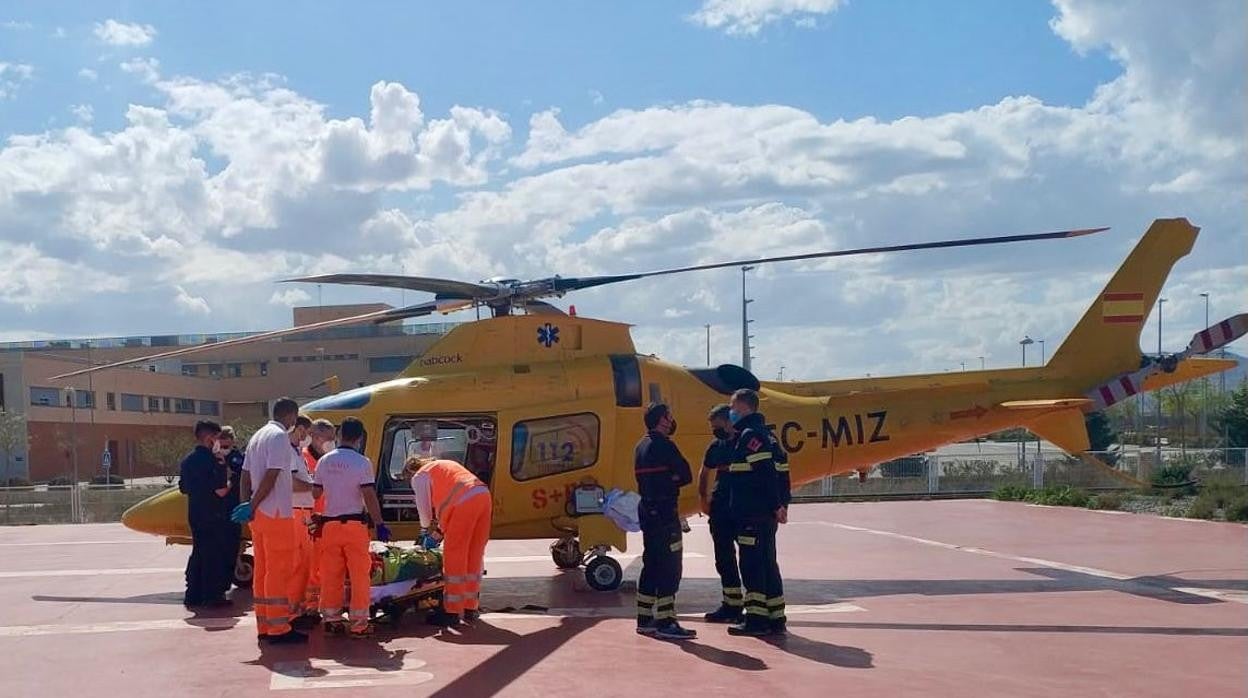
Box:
[0,501,1244,697]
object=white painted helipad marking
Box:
[0,540,154,547]
[270,658,433,691]
[0,553,703,579]
[0,567,185,578]
[819,521,1248,605]
[483,601,863,621]
[0,616,254,637]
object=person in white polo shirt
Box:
[233,397,307,645]
[312,417,388,637]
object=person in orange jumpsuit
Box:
[298,418,335,617]
[405,455,492,627]
[287,416,316,627]
[312,417,388,637]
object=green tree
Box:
[0,409,28,484]
[138,434,191,484]
[1160,381,1200,454]
[1084,410,1119,464]
[1213,384,1248,465]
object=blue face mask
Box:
[728,409,742,425]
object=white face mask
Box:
[323,440,337,452]
[212,441,224,456]
[299,436,312,450]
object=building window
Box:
[228,363,242,378]
[278,357,289,363]
[348,353,359,360]
[73,391,95,409]
[207,364,223,377]
[292,356,304,362]
[106,392,116,411]
[259,361,269,376]
[509,413,600,481]
[368,356,413,373]
[121,394,144,412]
[181,364,199,376]
[197,400,219,416]
[175,398,195,414]
[148,397,161,412]
[30,386,62,407]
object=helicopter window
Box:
[381,417,498,488]
[509,413,600,481]
[609,355,642,407]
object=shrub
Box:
[1150,462,1197,496]
[1226,497,1248,523]
[1088,492,1124,510]
[90,474,125,487]
[992,484,1031,502]
[3,476,32,488]
[46,476,74,490]
[1025,485,1091,507]
[1187,494,1217,520]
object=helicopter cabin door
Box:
[375,415,498,524]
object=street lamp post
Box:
[741,266,755,371]
[1020,336,1034,367]
[978,356,985,370]
[65,387,80,523]
[1199,292,1209,446]
[704,324,711,367]
[1038,339,1045,366]
[1156,298,1166,467]
[1018,336,1034,477]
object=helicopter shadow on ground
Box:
[244,620,436,682]
[31,588,252,632]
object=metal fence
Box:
[0,484,166,525]
[792,447,1248,499]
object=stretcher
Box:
[365,543,445,627]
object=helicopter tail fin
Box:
[1047,218,1198,385]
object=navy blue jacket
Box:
[179,445,226,526]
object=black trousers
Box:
[708,505,743,609]
[222,522,242,588]
[736,516,784,626]
[186,521,232,603]
[636,501,682,626]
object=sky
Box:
[0,0,1244,381]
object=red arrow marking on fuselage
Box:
[950,405,989,420]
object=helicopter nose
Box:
[121,487,188,538]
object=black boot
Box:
[727,618,771,637]
[703,605,744,624]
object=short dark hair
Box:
[295,415,312,429]
[194,420,222,439]
[340,416,365,442]
[731,388,759,411]
[272,397,299,420]
[708,403,731,421]
[644,402,670,430]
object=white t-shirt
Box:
[291,447,315,509]
[245,421,294,519]
[312,447,375,518]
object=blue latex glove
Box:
[230,501,253,524]
[375,523,392,543]
[420,532,442,550]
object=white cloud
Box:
[120,57,160,84]
[70,104,94,123]
[2,20,32,30]
[0,62,33,99]
[269,288,312,307]
[588,89,604,106]
[0,242,127,309]
[53,26,66,39]
[77,68,98,82]
[173,286,211,314]
[690,0,845,35]
[93,19,156,46]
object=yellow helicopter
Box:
[55,217,1244,592]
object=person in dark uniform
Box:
[724,388,790,636]
[633,402,696,640]
[179,420,232,608]
[216,426,246,591]
[699,404,744,623]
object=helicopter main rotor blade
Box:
[48,300,443,381]
[552,226,1108,293]
[283,274,495,299]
